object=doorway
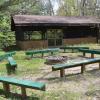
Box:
[47,29,63,47]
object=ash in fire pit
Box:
[45,56,67,64]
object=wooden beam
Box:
[21,87,26,97]
[91,53,94,58]
[99,62,100,70]
[83,52,86,57]
[60,69,65,77]
[3,83,10,97]
[81,64,85,74]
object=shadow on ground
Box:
[0,89,39,100]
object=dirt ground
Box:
[23,53,100,100]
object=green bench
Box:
[0,76,45,97]
[52,58,100,77]
[6,51,16,57]
[0,51,16,61]
[60,46,89,53]
[25,48,60,58]
[79,49,100,58]
[6,57,17,74]
[7,57,17,67]
[0,55,5,61]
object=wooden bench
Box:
[0,77,45,97]
[5,51,16,57]
[79,49,100,58]
[60,46,89,53]
[25,48,60,58]
[6,57,17,74]
[0,55,5,61]
[52,58,100,77]
[7,57,17,67]
[0,51,16,61]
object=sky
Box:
[51,0,59,14]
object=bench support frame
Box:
[21,87,27,97]
[60,69,65,77]
[3,83,10,97]
[81,64,85,74]
[91,54,94,58]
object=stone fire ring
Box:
[45,56,67,64]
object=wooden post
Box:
[3,83,10,97]
[21,87,26,97]
[83,52,85,57]
[60,69,65,77]
[72,49,74,53]
[99,62,100,70]
[91,53,94,58]
[42,53,44,57]
[64,49,66,53]
[51,52,53,55]
[81,64,85,74]
[31,54,33,58]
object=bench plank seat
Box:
[6,57,17,74]
[79,49,100,58]
[8,57,17,66]
[60,46,89,53]
[0,77,45,97]
[0,77,45,91]
[25,48,60,57]
[52,58,100,77]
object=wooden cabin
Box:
[11,15,100,50]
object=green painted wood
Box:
[0,77,45,91]
[0,51,16,61]
[0,55,5,61]
[8,57,17,66]
[79,49,100,54]
[6,51,16,57]
[52,58,100,71]
[60,46,89,50]
[25,48,60,56]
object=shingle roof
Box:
[11,15,100,31]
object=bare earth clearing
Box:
[23,53,100,100]
[0,49,100,100]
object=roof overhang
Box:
[11,15,100,31]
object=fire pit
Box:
[45,56,67,64]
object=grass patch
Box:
[0,43,100,99]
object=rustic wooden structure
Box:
[11,15,100,49]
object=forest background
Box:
[0,0,100,49]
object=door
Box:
[47,30,63,47]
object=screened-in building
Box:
[11,15,100,49]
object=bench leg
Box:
[81,64,85,74]
[42,53,44,57]
[91,54,94,58]
[72,49,74,53]
[64,49,66,53]
[83,52,85,57]
[60,69,65,77]
[99,63,100,70]
[3,83,10,97]
[21,87,27,97]
[51,52,53,55]
[31,54,33,58]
